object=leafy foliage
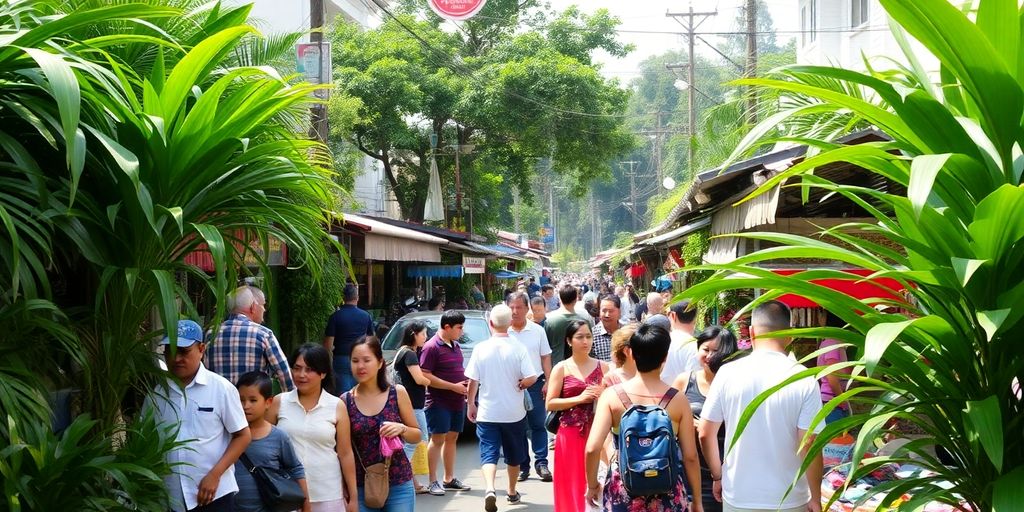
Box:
[0,0,339,507]
[329,0,636,230]
[683,0,1024,509]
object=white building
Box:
[796,0,938,72]
[227,0,393,217]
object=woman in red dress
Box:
[547,320,609,512]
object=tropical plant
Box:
[681,0,1024,510]
[0,0,339,508]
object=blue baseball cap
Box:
[161,319,204,347]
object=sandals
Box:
[415,485,430,495]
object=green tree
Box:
[685,0,1024,509]
[0,0,338,507]
[329,0,635,229]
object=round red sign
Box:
[428,0,487,21]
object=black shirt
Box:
[396,348,425,409]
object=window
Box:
[851,0,869,27]
[801,6,808,46]
[810,0,817,42]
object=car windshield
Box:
[381,316,490,350]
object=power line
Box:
[365,0,636,120]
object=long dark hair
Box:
[351,335,388,391]
[401,321,427,348]
[291,343,334,395]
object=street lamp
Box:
[673,79,689,91]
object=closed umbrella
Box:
[424,155,444,221]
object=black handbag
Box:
[239,453,306,512]
[545,409,562,435]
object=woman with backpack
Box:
[547,319,609,512]
[340,336,422,512]
[390,321,431,494]
[670,325,739,512]
[584,324,703,512]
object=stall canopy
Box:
[406,265,464,278]
[344,213,447,262]
[773,268,907,308]
[494,269,524,279]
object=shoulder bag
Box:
[239,453,306,512]
[348,391,392,508]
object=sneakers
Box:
[485,491,498,512]
[507,491,522,504]
[517,467,530,482]
[427,481,446,496]
[535,463,552,482]
[443,477,472,491]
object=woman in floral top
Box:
[547,319,609,512]
[339,336,422,512]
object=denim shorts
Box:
[426,406,465,435]
[358,480,414,512]
[402,408,428,463]
[477,418,528,466]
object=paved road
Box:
[412,436,555,512]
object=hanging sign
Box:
[463,255,486,274]
[296,42,332,99]
[428,0,487,21]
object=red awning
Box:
[773,268,906,308]
[628,262,647,278]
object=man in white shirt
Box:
[147,319,251,512]
[466,304,539,512]
[699,300,824,512]
[506,292,554,482]
[615,285,634,322]
[660,300,701,384]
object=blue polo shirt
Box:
[324,304,374,357]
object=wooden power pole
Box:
[309,0,328,142]
[667,7,716,179]
[745,0,758,125]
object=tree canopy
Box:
[328,0,636,228]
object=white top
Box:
[508,320,551,375]
[465,335,538,423]
[146,364,248,511]
[660,330,701,384]
[701,349,824,509]
[619,296,635,322]
[574,302,590,319]
[277,389,343,502]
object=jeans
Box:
[402,408,428,463]
[333,355,355,394]
[358,480,414,512]
[181,494,234,512]
[521,377,548,467]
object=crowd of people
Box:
[149,277,850,512]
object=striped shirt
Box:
[206,313,294,391]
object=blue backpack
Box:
[615,385,681,497]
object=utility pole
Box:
[309,0,328,142]
[667,7,716,180]
[745,0,758,124]
[454,126,463,231]
[654,110,664,186]
[622,161,640,232]
[590,189,597,256]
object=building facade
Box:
[796,0,938,72]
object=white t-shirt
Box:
[508,320,551,376]
[660,330,700,384]
[145,364,248,511]
[465,335,538,423]
[701,349,824,509]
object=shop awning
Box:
[773,268,907,308]
[406,265,464,278]
[343,213,447,262]
[642,217,711,247]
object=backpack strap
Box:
[658,387,678,408]
[614,384,633,408]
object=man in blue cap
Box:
[146,319,251,512]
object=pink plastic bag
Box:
[380,435,404,457]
